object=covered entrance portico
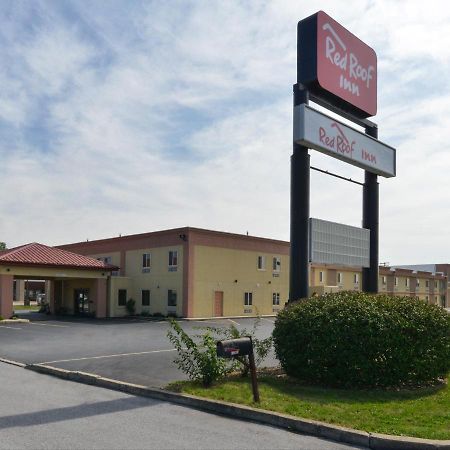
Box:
[0,243,117,319]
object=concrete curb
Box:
[0,357,26,368]
[0,319,30,324]
[24,364,449,450]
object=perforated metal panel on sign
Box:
[309,218,370,268]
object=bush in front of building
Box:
[167,320,231,386]
[273,291,450,388]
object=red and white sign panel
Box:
[316,11,377,117]
[294,104,396,178]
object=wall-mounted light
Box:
[179,234,187,241]
[268,281,271,284]
[234,279,238,283]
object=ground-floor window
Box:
[168,289,177,307]
[244,292,253,306]
[118,289,127,306]
[142,290,150,306]
[272,292,280,305]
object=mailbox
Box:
[216,337,253,358]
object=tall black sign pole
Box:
[362,124,379,293]
[289,84,310,302]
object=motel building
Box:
[1,227,448,319]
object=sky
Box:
[1,0,449,264]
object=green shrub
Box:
[167,320,231,386]
[0,315,4,321]
[125,298,136,315]
[273,291,450,388]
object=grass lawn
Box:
[169,373,450,440]
[13,305,39,310]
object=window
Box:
[142,253,151,271]
[382,276,386,285]
[435,281,438,289]
[168,251,178,271]
[168,289,177,307]
[244,292,253,306]
[425,280,429,288]
[319,271,324,283]
[118,289,127,306]
[354,273,359,284]
[394,277,398,286]
[337,272,343,284]
[272,292,280,306]
[142,290,150,306]
[416,279,420,287]
[405,278,410,287]
[272,256,281,271]
[257,255,266,270]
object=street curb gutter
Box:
[0,357,26,368]
[25,364,450,450]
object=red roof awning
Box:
[0,242,119,271]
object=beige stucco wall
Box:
[105,245,184,317]
[192,245,288,318]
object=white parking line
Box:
[40,348,177,364]
[227,319,240,326]
[29,322,70,328]
[0,326,23,330]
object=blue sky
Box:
[1,0,450,264]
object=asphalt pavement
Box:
[0,363,364,450]
[0,315,277,387]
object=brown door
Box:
[214,291,224,317]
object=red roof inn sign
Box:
[289,11,397,302]
[298,10,377,118]
[294,104,396,177]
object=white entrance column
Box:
[14,280,25,303]
[0,274,14,319]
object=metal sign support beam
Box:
[362,125,379,293]
[289,85,310,302]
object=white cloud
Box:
[1,0,450,264]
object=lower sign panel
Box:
[309,218,370,268]
[294,104,396,178]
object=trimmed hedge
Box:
[273,292,450,388]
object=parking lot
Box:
[0,316,276,387]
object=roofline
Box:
[58,226,290,249]
[0,260,118,272]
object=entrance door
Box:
[214,291,223,317]
[74,289,90,315]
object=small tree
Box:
[0,242,6,250]
[167,320,230,386]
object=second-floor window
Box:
[394,277,398,286]
[272,256,281,272]
[168,251,178,271]
[382,276,386,285]
[142,253,151,272]
[257,256,266,270]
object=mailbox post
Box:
[216,337,260,403]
